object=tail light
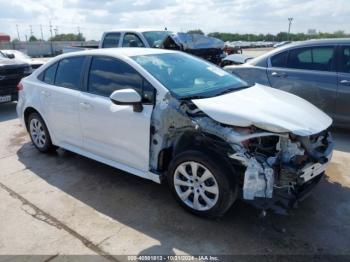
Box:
[16,82,23,91]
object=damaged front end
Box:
[150,91,333,215]
[211,120,333,214]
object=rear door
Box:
[39,56,86,148]
[336,45,350,126]
[267,46,337,117]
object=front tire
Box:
[167,150,237,218]
[28,112,55,153]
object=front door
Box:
[79,56,154,172]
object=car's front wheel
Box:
[168,150,237,218]
[28,112,55,153]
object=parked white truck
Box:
[99,28,226,65]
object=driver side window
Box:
[87,56,155,103]
[122,33,145,48]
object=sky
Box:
[0,0,349,41]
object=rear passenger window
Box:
[42,63,58,84]
[312,47,334,71]
[88,56,142,97]
[287,48,313,70]
[271,51,288,67]
[287,47,334,71]
[55,57,85,90]
[102,33,121,48]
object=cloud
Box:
[0,0,349,40]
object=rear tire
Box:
[167,150,237,218]
[28,112,55,153]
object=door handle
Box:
[41,90,51,97]
[80,102,92,110]
[340,79,350,86]
[271,72,287,78]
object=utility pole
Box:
[288,17,293,41]
[40,24,44,41]
[29,25,33,37]
[16,24,21,41]
[54,26,58,36]
[49,21,54,55]
[49,21,53,39]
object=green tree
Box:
[49,33,85,41]
[29,35,38,42]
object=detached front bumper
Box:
[234,130,333,214]
[245,172,324,215]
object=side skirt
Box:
[58,143,161,184]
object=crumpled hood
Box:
[192,84,332,136]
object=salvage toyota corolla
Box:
[17,48,333,217]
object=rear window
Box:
[55,57,85,90]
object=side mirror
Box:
[7,54,15,59]
[110,89,143,112]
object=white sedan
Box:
[17,48,333,217]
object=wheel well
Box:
[24,107,39,130]
[157,131,235,172]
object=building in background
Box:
[307,29,317,36]
[0,33,10,42]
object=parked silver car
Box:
[225,39,350,128]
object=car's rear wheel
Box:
[28,112,55,153]
[168,150,237,218]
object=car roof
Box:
[245,38,350,67]
[103,28,169,34]
[52,48,177,60]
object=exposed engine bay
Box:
[150,94,333,213]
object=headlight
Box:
[23,66,33,74]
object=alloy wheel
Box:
[29,118,46,148]
[173,161,219,211]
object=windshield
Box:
[142,31,172,48]
[0,51,6,58]
[132,53,249,99]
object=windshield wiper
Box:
[181,95,209,100]
[216,85,250,96]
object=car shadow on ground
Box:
[0,102,17,122]
[14,138,350,256]
[331,127,350,153]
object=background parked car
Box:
[273,41,291,48]
[0,51,31,103]
[225,39,350,128]
[220,53,254,67]
[1,50,45,70]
